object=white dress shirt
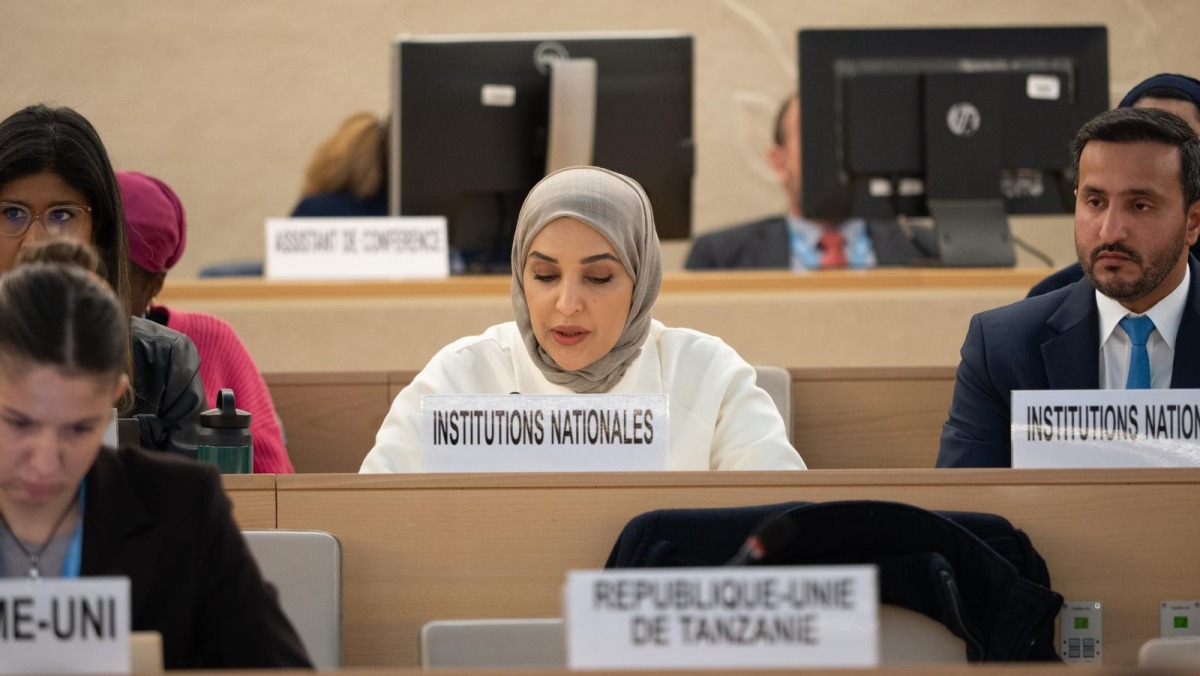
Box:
[1096,266,1190,389]
[360,320,806,472]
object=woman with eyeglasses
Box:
[0,104,205,457]
[0,243,311,668]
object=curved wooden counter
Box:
[158,268,1051,373]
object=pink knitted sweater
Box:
[157,306,295,474]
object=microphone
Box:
[725,513,796,566]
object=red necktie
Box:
[819,230,848,268]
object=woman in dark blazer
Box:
[0,247,311,669]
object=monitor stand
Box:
[545,57,597,173]
[921,73,1016,268]
[928,198,1015,267]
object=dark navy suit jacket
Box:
[290,190,387,218]
[684,215,925,269]
[937,255,1200,468]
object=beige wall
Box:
[2,0,1197,276]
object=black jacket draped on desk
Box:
[606,500,1062,662]
[130,316,205,458]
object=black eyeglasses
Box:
[0,202,92,238]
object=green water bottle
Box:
[197,389,253,473]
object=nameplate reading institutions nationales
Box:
[422,393,669,472]
[1011,389,1200,467]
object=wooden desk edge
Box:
[220,474,277,490]
[276,468,1200,491]
[177,668,1140,675]
[265,366,960,385]
[265,371,391,385]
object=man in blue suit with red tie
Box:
[684,94,925,270]
[937,107,1200,467]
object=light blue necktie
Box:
[1119,315,1156,389]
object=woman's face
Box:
[0,364,124,518]
[523,217,634,372]
[0,171,94,273]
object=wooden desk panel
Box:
[269,368,956,472]
[220,474,276,528]
[792,367,954,469]
[266,372,390,474]
[160,269,1052,302]
[158,270,1037,373]
[276,470,1200,667]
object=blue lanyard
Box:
[0,483,84,579]
[60,482,85,578]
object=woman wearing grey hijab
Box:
[361,166,805,472]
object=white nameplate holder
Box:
[422,393,669,472]
[565,566,879,669]
[0,577,130,674]
[265,216,449,280]
[1012,389,1200,468]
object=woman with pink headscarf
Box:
[118,171,294,474]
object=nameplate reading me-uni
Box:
[421,393,669,472]
[1011,389,1200,467]
[265,216,448,280]
[0,577,130,674]
[565,566,879,669]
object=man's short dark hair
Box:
[1071,107,1200,210]
[772,94,798,146]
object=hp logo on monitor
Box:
[533,41,570,75]
[946,102,981,137]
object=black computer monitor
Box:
[799,26,1109,266]
[391,32,694,273]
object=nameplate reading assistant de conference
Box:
[0,577,130,674]
[421,393,669,472]
[1011,389,1200,467]
[565,566,879,669]
[265,216,448,280]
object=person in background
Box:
[361,166,805,472]
[938,107,1200,468]
[0,104,204,456]
[119,171,294,473]
[685,94,923,270]
[291,111,388,218]
[1028,73,1200,298]
[202,111,390,277]
[0,243,311,668]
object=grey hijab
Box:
[511,166,662,393]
